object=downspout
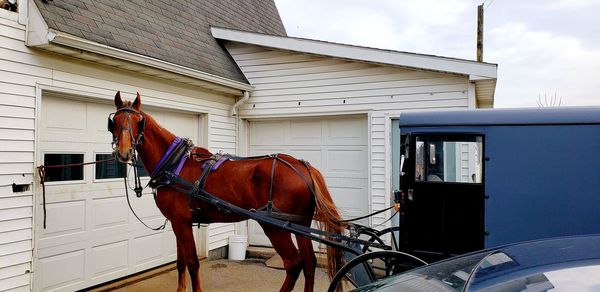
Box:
[231,90,250,117]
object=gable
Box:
[224,43,473,117]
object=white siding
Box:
[0,17,236,291]
[225,42,471,227]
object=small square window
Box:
[44,153,84,182]
[95,154,125,179]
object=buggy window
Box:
[415,135,483,183]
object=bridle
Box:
[108,107,146,150]
[106,106,167,231]
[107,107,147,197]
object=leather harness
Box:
[149,137,314,224]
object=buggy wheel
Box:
[360,226,401,253]
[327,250,427,292]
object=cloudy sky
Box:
[273,0,600,108]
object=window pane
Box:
[95,154,125,179]
[415,136,483,184]
[44,154,84,182]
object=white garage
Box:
[34,94,202,291]
[246,116,368,246]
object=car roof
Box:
[466,235,600,290]
[354,235,600,292]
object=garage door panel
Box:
[249,121,286,145]
[290,120,322,145]
[162,115,200,139]
[91,240,128,279]
[133,233,163,267]
[41,201,86,238]
[325,148,368,177]
[326,118,367,145]
[37,249,85,291]
[163,231,178,257]
[92,197,128,229]
[43,98,86,130]
[88,103,115,143]
[131,194,164,219]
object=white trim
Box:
[25,0,47,46]
[367,111,373,226]
[18,0,27,25]
[384,113,392,227]
[212,26,498,79]
[468,82,477,108]
[43,30,253,91]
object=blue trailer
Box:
[396,107,600,262]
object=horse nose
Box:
[113,149,133,162]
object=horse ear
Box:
[132,92,141,110]
[114,91,123,108]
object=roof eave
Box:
[211,26,498,79]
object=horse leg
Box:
[263,226,303,292]
[173,223,202,292]
[176,239,187,292]
[296,235,317,292]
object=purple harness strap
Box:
[202,154,229,171]
[212,155,229,170]
[150,137,187,177]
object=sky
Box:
[273,0,600,108]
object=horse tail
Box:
[309,165,346,282]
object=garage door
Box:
[34,95,201,291]
[247,116,368,246]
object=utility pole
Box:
[477,4,484,62]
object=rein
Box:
[37,158,115,229]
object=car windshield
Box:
[356,251,491,292]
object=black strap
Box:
[339,206,395,223]
[267,154,277,213]
[164,171,391,253]
[124,167,167,231]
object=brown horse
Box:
[109,91,345,292]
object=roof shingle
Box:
[34,0,287,84]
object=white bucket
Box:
[228,235,248,260]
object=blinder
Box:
[107,115,115,133]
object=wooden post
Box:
[477,4,484,62]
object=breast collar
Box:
[148,137,193,189]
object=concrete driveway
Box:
[91,258,330,292]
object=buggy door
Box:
[400,134,485,262]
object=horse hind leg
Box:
[296,235,317,292]
[263,226,303,292]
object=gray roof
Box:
[34,0,287,84]
[399,107,600,127]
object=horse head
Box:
[109,91,146,163]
